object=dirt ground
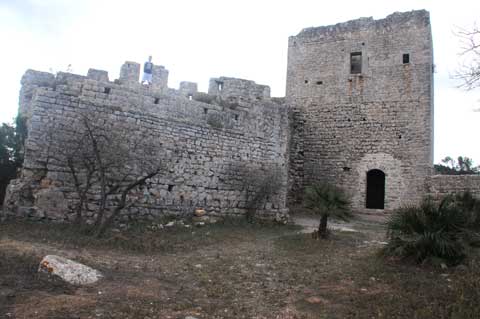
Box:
[0,214,479,319]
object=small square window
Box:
[350,52,362,74]
[154,97,160,104]
[104,87,111,94]
[403,53,410,64]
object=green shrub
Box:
[383,194,480,265]
[454,191,480,232]
[304,183,351,238]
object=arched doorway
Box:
[366,169,385,209]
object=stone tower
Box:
[286,10,434,211]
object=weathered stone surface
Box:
[4,9,480,222]
[193,208,206,217]
[34,188,68,221]
[426,175,480,199]
[39,255,102,285]
[4,59,290,223]
[286,10,435,212]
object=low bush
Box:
[382,193,480,265]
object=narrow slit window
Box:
[403,53,410,64]
[188,94,193,100]
[216,81,224,91]
[350,52,362,74]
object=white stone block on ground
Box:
[39,255,102,285]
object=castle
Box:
[3,10,480,222]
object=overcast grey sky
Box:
[0,0,479,164]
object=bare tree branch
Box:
[41,108,170,235]
[453,25,480,90]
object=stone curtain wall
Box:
[426,175,480,200]
[4,67,290,222]
[286,10,434,211]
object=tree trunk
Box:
[74,198,84,225]
[318,213,328,238]
[95,170,159,237]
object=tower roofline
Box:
[293,9,430,39]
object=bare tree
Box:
[43,110,169,236]
[454,25,480,90]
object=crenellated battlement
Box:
[8,61,289,222]
[19,62,274,124]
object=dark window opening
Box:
[304,80,309,84]
[298,150,304,156]
[361,42,365,46]
[316,81,323,85]
[362,118,366,121]
[154,98,160,104]
[366,169,385,209]
[398,135,402,139]
[104,87,111,94]
[347,118,351,122]
[343,166,351,172]
[234,114,239,121]
[168,185,174,192]
[350,52,362,74]
[348,79,353,82]
[180,195,184,203]
[403,53,410,64]
[204,108,208,114]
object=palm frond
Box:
[383,192,480,265]
[304,183,351,219]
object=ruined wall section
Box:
[6,68,290,222]
[286,10,433,211]
[426,175,480,200]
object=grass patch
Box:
[0,249,75,316]
[1,217,479,318]
[0,218,299,254]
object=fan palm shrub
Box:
[383,194,480,265]
[304,183,351,238]
[454,191,480,231]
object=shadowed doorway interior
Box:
[366,169,385,209]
